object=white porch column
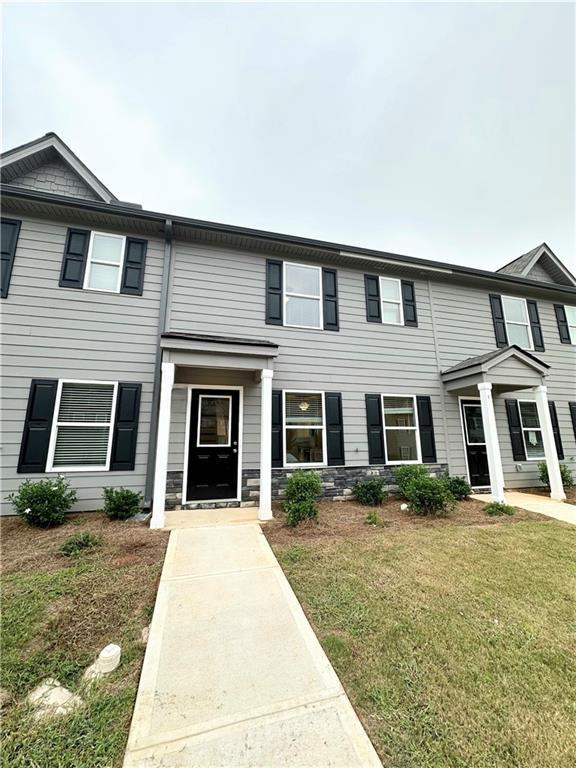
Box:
[477,382,506,503]
[259,369,274,521]
[533,384,566,500]
[150,362,175,529]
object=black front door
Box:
[461,400,490,487]
[187,389,240,501]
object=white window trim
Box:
[565,304,576,344]
[379,277,404,326]
[283,261,323,330]
[83,231,126,294]
[46,379,118,472]
[381,393,421,465]
[518,399,545,461]
[462,403,486,446]
[196,394,232,448]
[282,389,327,468]
[501,295,534,350]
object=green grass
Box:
[273,521,576,768]
[0,515,167,768]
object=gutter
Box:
[143,218,173,508]
[2,184,576,296]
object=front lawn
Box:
[0,513,169,768]
[267,500,576,768]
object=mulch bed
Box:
[264,496,546,547]
[0,511,169,577]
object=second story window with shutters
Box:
[47,381,117,471]
[284,262,323,329]
[84,232,126,292]
[501,296,534,349]
[379,277,404,325]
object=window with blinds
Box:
[49,382,116,470]
[382,395,420,464]
[284,392,325,466]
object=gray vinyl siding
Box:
[166,241,446,474]
[166,241,576,492]
[525,262,555,284]
[7,160,101,201]
[431,281,576,487]
[0,215,164,514]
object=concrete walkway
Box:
[124,522,381,767]
[472,491,576,526]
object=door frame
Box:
[179,384,244,505]
[458,395,491,490]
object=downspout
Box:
[144,218,173,508]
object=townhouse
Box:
[1,133,575,525]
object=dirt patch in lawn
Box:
[0,512,167,576]
[264,495,546,547]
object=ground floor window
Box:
[382,394,421,464]
[284,391,326,466]
[518,400,545,459]
[47,380,117,471]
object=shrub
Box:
[365,510,385,527]
[353,477,387,506]
[404,475,456,516]
[394,465,430,498]
[484,501,515,516]
[442,474,472,500]
[7,476,76,527]
[283,470,322,527]
[538,461,574,489]
[60,531,101,557]
[102,487,142,520]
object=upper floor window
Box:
[565,305,576,343]
[284,262,323,329]
[60,228,147,296]
[501,296,533,349]
[84,232,126,292]
[379,277,404,325]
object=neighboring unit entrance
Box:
[461,399,490,487]
[187,389,240,501]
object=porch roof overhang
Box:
[441,345,549,395]
[160,332,278,372]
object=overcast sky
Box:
[2,2,574,270]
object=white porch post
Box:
[150,362,175,529]
[533,384,566,500]
[477,382,506,503]
[259,369,274,521]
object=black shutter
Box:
[548,402,564,460]
[505,399,526,461]
[416,396,436,463]
[325,392,345,465]
[489,294,509,348]
[526,300,544,352]
[554,304,572,344]
[322,268,339,331]
[364,275,381,323]
[569,402,576,441]
[401,280,418,327]
[271,390,283,467]
[18,379,58,473]
[110,383,142,471]
[266,260,283,325]
[120,238,147,296]
[1,218,21,299]
[365,394,385,464]
[59,228,90,288]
